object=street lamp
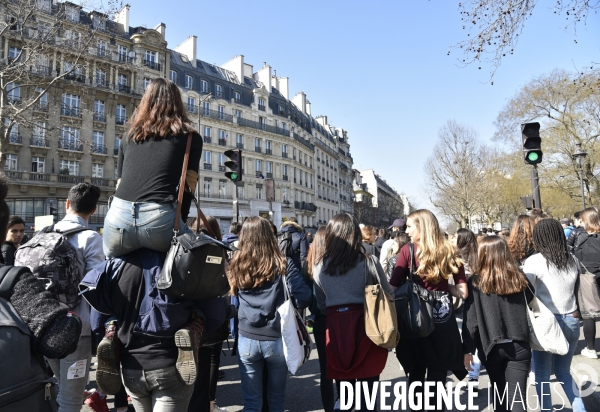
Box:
[572,142,588,210]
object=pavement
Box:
[85,322,600,412]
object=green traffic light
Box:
[527,152,539,162]
[230,173,238,180]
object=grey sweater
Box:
[314,255,393,314]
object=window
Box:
[218,106,224,119]
[266,141,272,151]
[236,134,243,148]
[145,50,156,62]
[203,179,212,197]
[204,151,212,164]
[92,163,103,178]
[202,101,210,115]
[218,181,227,198]
[282,144,288,156]
[283,188,289,202]
[256,185,263,200]
[31,156,45,174]
[118,74,128,86]
[255,138,261,151]
[201,80,209,93]
[94,100,105,114]
[266,162,273,173]
[169,70,177,83]
[203,127,211,138]
[234,110,241,119]
[59,160,79,175]
[116,104,126,124]
[97,40,107,56]
[143,78,151,90]
[32,121,46,140]
[258,98,265,111]
[35,88,48,110]
[4,154,17,171]
[187,97,196,110]
[93,131,104,146]
[66,6,79,22]
[7,82,20,103]
[185,75,193,89]
[282,122,286,131]
[218,153,226,166]
[234,91,241,102]
[255,160,262,172]
[117,45,128,62]
[62,94,80,116]
[60,126,79,143]
[278,105,285,115]
[238,186,245,200]
[96,69,107,87]
[215,84,222,98]
[8,47,21,61]
[218,130,226,144]
[283,165,288,176]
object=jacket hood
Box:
[280,221,303,233]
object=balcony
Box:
[218,138,227,147]
[258,104,266,111]
[30,137,50,147]
[204,163,212,170]
[143,60,161,71]
[61,105,82,118]
[58,175,85,184]
[266,149,272,155]
[214,91,223,98]
[95,78,109,89]
[236,143,244,149]
[118,84,131,94]
[203,136,211,144]
[218,165,226,172]
[266,172,273,179]
[4,171,21,179]
[237,118,290,137]
[34,101,49,112]
[91,144,107,155]
[64,72,86,83]
[118,53,134,64]
[30,65,51,77]
[8,134,21,144]
[255,147,262,153]
[200,108,233,123]
[294,201,317,212]
[282,152,288,158]
[58,139,83,151]
[96,48,109,58]
[187,105,198,115]
[92,178,111,187]
[29,172,50,182]
[292,132,315,150]
[93,112,106,122]
[283,175,288,181]
[115,116,127,125]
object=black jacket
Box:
[237,257,311,341]
[568,226,587,252]
[574,233,600,279]
[1,243,17,266]
[279,222,308,269]
[462,276,534,363]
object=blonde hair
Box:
[409,209,461,284]
[361,225,375,241]
[582,207,600,234]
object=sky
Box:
[127,0,599,210]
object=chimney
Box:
[114,4,130,33]
[175,36,197,68]
[221,55,244,85]
[291,92,307,114]
[154,23,166,39]
[277,77,289,99]
[253,64,272,92]
[306,101,311,116]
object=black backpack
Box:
[277,232,294,258]
[0,266,58,412]
[15,225,88,310]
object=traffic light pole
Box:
[233,182,240,223]
[530,165,542,210]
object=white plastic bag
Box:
[277,277,311,375]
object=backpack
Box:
[15,225,88,310]
[0,266,58,412]
[277,231,294,258]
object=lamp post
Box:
[572,143,588,210]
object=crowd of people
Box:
[0,77,598,412]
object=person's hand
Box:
[464,353,474,371]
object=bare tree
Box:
[425,120,485,227]
[0,0,120,170]
[453,0,600,79]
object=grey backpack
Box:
[0,266,58,412]
[15,225,87,310]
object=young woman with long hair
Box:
[228,217,311,412]
[103,78,202,258]
[463,236,532,412]
[455,228,477,276]
[313,214,393,411]
[574,206,600,359]
[524,218,586,412]
[304,227,334,412]
[2,215,25,265]
[389,209,468,411]
[507,215,535,266]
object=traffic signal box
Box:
[224,149,243,182]
[521,122,543,165]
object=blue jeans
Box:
[103,196,191,258]
[533,313,586,412]
[237,334,289,412]
[122,366,194,412]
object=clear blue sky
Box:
[128,0,599,209]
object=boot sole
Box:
[96,338,122,395]
[175,329,197,385]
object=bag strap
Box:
[408,243,416,282]
[173,133,218,239]
[364,255,379,287]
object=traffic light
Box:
[224,149,242,182]
[522,122,543,165]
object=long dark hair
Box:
[533,218,575,271]
[306,226,326,279]
[456,228,477,274]
[323,214,363,276]
[473,236,528,295]
[127,78,195,142]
